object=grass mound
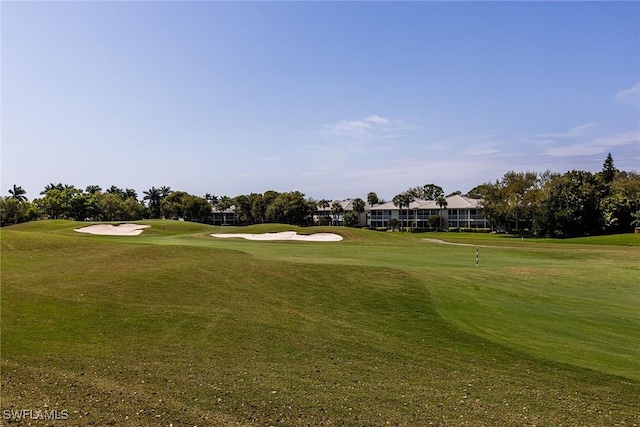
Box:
[2,220,639,425]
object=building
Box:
[367,194,487,230]
[314,199,367,226]
[211,205,237,225]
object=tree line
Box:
[2,154,638,237]
[0,184,362,228]
[467,154,640,237]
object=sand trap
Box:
[211,231,343,242]
[74,224,150,236]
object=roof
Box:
[369,194,481,211]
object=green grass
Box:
[2,220,639,426]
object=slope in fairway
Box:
[1,220,639,426]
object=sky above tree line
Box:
[2,1,639,201]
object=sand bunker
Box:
[74,224,150,236]
[211,231,343,242]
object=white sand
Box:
[211,231,343,242]
[74,224,150,236]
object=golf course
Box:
[1,220,639,426]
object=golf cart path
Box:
[424,238,513,248]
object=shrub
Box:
[459,227,492,233]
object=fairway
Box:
[2,220,639,426]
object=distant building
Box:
[211,206,237,225]
[367,194,487,230]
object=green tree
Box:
[436,196,448,231]
[600,152,616,184]
[85,185,102,194]
[216,196,233,225]
[423,184,444,200]
[34,190,61,219]
[406,184,444,200]
[392,192,415,230]
[535,170,605,237]
[343,211,359,227]
[479,171,541,232]
[330,201,344,226]
[317,199,331,225]
[8,185,28,202]
[233,195,252,224]
[262,192,310,226]
[121,197,146,220]
[41,183,65,195]
[182,195,211,222]
[465,183,492,199]
[392,194,405,229]
[631,210,640,228]
[160,186,172,199]
[125,188,138,201]
[1,197,26,225]
[427,215,441,230]
[160,191,188,220]
[106,186,127,200]
[98,192,127,221]
[143,187,163,218]
[246,193,264,224]
[205,193,218,205]
[600,171,640,232]
[367,192,379,208]
[67,189,98,220]
[352,198,365,227]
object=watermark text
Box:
[3,408,69,421]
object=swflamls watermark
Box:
[3,409,69,421]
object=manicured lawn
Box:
[1,220,639,425]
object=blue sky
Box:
[2,1,639,201]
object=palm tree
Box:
[125,188,138,201]
[8,185,27,202]
[143,187,162,218]
[436,196,448,231]
[392,194,406,230]
[85,185,102,194]
[317,199,330,225]
[404,193,415,230]
[216,196,233,225]
[330,201,344,226]
[106,186,126,200]
[205,193,218,205]
[41,182,64,195]
[393,193,414,231]
[367,192,379,208]
[352,198,365,227]
[160,186,172,199]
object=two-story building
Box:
[367,194,487,230]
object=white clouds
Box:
[320,114,414,145]
[544,131,640,157]
[363,115,390,125]
[532,123,639,158]
[536,122,599,139]
[614,82,640,107]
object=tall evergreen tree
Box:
[601,152,616,184]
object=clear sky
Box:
[2,1,639,201]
